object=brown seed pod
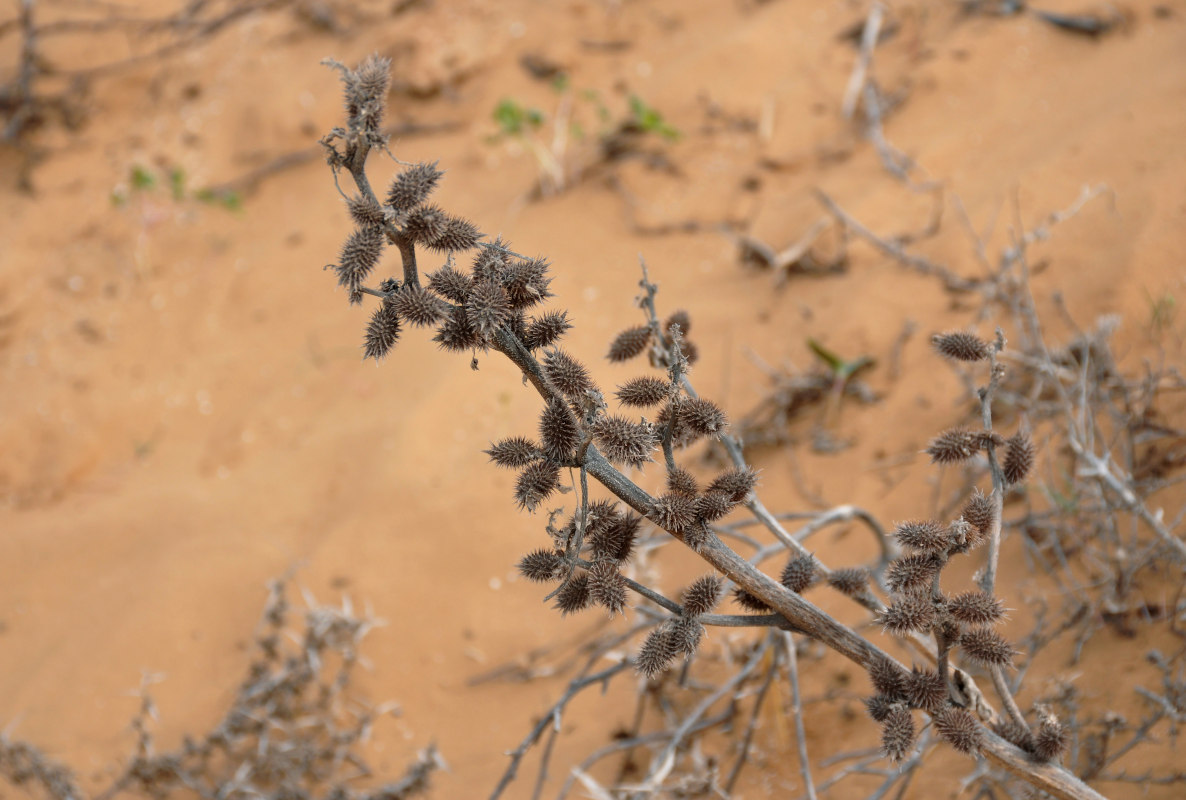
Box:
[881,705,916,763]
[403,203,449,246]
[947,591,1006,628]
[553,573,592,615]
[428,215,481,253]
[934,706,983,754]
[992,718,1035,752]
[587,558,627,616]
[543,348,594,398]
[1003,431,1035,486]
[518,549,564,582]
[345,54,391,132]
[869,656,905,699]
[654,401,694,447]
[681,339,700,366]
[524,310,571,350]
[590,511,641,563]
[392,284,446,327]
[683,397,727,437]
[653,492,697,533]
[347,194,386,228]
[636,625,678,678]
[666,466,699,497]
[903,667,947,712]
[682,519,712,551]
[1033,708,1068,762]
[681,575,723,616]
[485,437,540,468]
[733,587,770,612]
[669,615,704,656]
[665,309,691,337]
[961,489,995,540]
[865,694,896,723]
[886,553,943,594]
[827,567,870,598]
[433,305,482,352]
[880,594,936,636]
[780,555,819,594]
[932,331,991,362]
[362,302,401,360]
[590,416,657,468]
[694,491,735,522]
[426,264,472,303]
[894,520,951,554]
[471,243,509,282]
[927,429,981,464]
[707,467,759,502]
[960,628,1014,667]
[514,461,560,512]
[386,162,444,210]
[466,280,512,337]
[336,226,385,301]
[502,257,553,309]
[616,376,669,408]
[539,397,579,463]
[607,326,653,362]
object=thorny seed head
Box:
[539,397,580,463]
[336,226,385,303]
[947,591,1006,628]
[903,667,947,712]
[694,491,735,522]
[636,624,679,679]
[1033,706,1068,762]
[655,401,694,448]
[894,520,951,554]
[926,429,981,464]
[337,53,391,134]
[590,511,641,563]
[886,553,943,594]
[433,305,482,352]
[961,489,995,541]
[959,628,1015,667]
[471,243,509,282]
[403,204,449,246]
[680,575,723,616]
[362,302,401,360]
[666,466,699,497]
[733,587,770,612]
[553,573,592,615]
[616,376,669,407]
[502,257,553,309]
[682,397,727,437]
[543,348,595,398]
[607,326,653,362]
[426,215,481,254]
[665,310,691,337]
[485,437,540,468]
[992,718,1035,752]
[1003,431,1035,486]
[707,467,759,503]
[881,705,916,763]
[682,519,712,551]
[933,331,991,362]
[392,284,447,327]
[827,567,870,598]
[514,461,561,512]
[780,554,819,594]
[427,264,472,303]
[681,338,700,365]
[880,593,936,635]
[869,656,905,698]
[865,694,896,723]
[466,280,512,337]
[653,492,697,533]
[347,194,386,228]
[669,615,704,656]
[524,310,571,350]
[934,706,983,754]
[386,162,444,210]
[587,558,627,616]
[590,416,657,468]
[518,549,564,582]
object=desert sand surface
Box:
[2,1,1184,798]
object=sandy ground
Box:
[1,1,1184,797]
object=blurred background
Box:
[1,1,1184,798]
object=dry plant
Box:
[308,55,1186,799]
[1,579,441,800]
